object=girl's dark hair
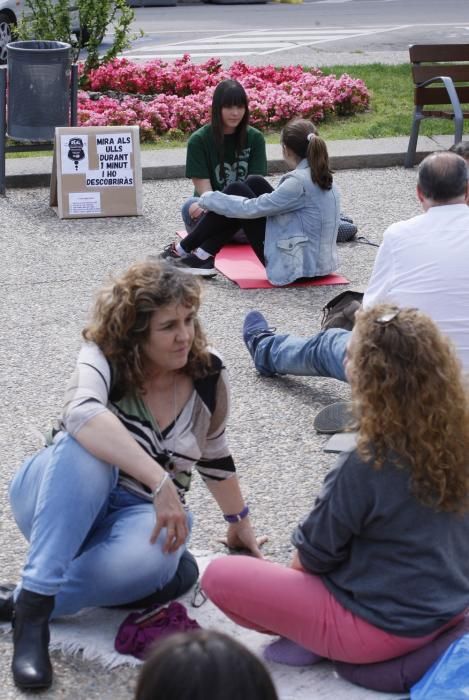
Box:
[281,118,333,190]
[135,630,279,700]
[211,79,250,187]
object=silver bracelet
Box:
[151,473,170,500]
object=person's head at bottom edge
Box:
[134,629,279,700]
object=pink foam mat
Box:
[176,232,349,289]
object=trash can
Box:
[7,40,72,142]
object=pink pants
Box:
[201,556,463,664]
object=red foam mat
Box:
[176,232,349,289]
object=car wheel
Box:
[0,12,14,65]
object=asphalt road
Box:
[121,0,469,64]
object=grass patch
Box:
[317,63,457,141]
[139,62,465,145]
[6,62,461,157]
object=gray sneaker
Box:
[176,254,217,277]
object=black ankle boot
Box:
[12,589,54,690]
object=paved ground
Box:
[0,164,422,698]
[0,31,454,698]
[124,1,469,64]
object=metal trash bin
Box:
[7,40,72,142]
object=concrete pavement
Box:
[0,163,424,699]
[3,134,456,189]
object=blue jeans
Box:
[9,434,191,618]
[181,196,200,233]
[254,327,350,381]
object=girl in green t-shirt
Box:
[181,79,267,235]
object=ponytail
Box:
[306,134,333,190]
[281,118,333,190]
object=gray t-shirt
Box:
[292,449,469,636]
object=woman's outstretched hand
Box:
[150,478,189,553]
[221,518,268,558]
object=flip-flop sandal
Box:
[314,401,357,434]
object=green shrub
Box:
[16,0,138,76]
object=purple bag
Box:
[115,601,201,660]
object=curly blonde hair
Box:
[83,260,211,397]
[349,304,469,513]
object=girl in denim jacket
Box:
[160,118,341,287]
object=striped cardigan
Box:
[55,342,236,502]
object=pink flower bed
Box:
[78,55,369,141]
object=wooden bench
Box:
[405,44,469,168]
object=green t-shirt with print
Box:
[185,124,267,195]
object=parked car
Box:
[126,1,176,5]
[0,0,84,63]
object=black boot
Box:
[12,589,54,690]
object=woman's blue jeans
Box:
[9,434,191,618]
[253,328,350,381]
[181,196,200,233]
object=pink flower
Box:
[78,57,370,139]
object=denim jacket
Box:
[199,159,340,286]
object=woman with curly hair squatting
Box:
[203,305,469,669]
[2,261,262,690]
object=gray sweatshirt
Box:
[292,449,469,636]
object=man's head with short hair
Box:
[417,152,468,206]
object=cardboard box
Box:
[50,125,143,218]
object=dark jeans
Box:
[181,175,274,263]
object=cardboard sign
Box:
[50,126,143,218]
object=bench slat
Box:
[410,44,469,62]
[413,65,469,83]
[414,85,469,105]
[420,109,469,119]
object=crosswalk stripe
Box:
[123,52,267,59]
[126,34,380,52]
[121,25,406,60]
[133,43,294,49]
[128,43,296,52]
[226,30,384,35]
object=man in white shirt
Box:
[243,151,469,379]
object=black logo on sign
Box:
[67,137,85,171]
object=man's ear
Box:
[416,184,425,204]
